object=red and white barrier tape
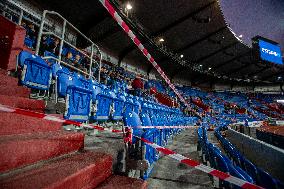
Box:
[136,135,264,189]
[99,0,198,116]
[0,103,196,131]
[0,104,122,133]
[135,125,198,129]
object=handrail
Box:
[35,10,102,82]
[42,31,98,67]
[42,56,95,80]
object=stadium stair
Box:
[0,69,146,188]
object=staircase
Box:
[0,69,147,188]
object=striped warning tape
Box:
[0,104,122,133]
[0,103,196,131]
[135,125,198,129]
[98,0,199,116]
[135,135,264,189]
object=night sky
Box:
[220,0,284,56]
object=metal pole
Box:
[35,10,46,55]
[18,9,23,25]
[89,44,94,78]
[58,20,66,61]
[98,52,102,83]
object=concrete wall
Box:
[227,128,284,181]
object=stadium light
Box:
[126,3,132,10]
[180,54,184,58]
[276,100,284,104]
[239,34,243,38]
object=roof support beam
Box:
[247,67,269,77]
[176,26,227,53]
[152,1,217,36]
[196,42,238,63]
[212,51,251,69]
[225,63,251,75]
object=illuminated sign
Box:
[259,40,282,65]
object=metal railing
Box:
[35,10,102,82]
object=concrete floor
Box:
[147,129,214,189]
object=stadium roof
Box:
[31,0,284,84]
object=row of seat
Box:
[17,50,195,125]
[214,127,283,189]
[123,108,197,179]
[197,126,254,189]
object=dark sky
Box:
[220,0,284,56]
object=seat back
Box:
[111,94,125,121]
[44,51,58,65]
[73,74,87,88]
[21,56,52,90]
[64,85,92,122]
[243,158,258,183]
[91,89,113,122]
[257,169,277,189]
[140,113,152,126]
[123,111,143,143]
[18,50,33,68]
[57,70,75,97]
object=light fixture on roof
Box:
[238,34,243,38]
[180,54,184,58]
[126,3,132,10]
[276,100,284,104]
[159,38,165,42]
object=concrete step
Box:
[0,85,30,98]
[0,151,113,189]
[0,112,62,136]
[0,131,84,173]
[0,95,45,113]
[96,175,147,189]
[0,72,19,87]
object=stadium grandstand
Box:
[0,0,283,188]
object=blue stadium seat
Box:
[51,63,70,78]
[56,70,75,97]
[124,96,135,114]
[256,169,278,189]
[74,74,92,90]
[243,158,258,183]
[64,85,92,122]
[123,111,144,144]
[44,51,57,65]
[18,50,33,68]
[91,88,113,122]
[111,93,126,121]
[140,113,152,126]
[24,37,34,48]
[21,56,52,90]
